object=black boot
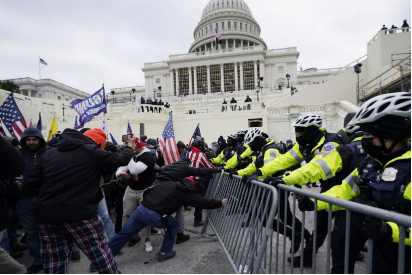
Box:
[287,249,313,268]
[289,231,302,254]
[176,233,190,244]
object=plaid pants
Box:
[38,215,120,274]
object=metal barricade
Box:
[201,172,278,274]
[274,184,411,274]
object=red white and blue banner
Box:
[70,86,107,129]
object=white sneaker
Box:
[145,241,153,253]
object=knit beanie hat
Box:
[84,128,106,149]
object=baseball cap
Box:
[134,137,146,147]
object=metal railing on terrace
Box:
[358,55,411,104]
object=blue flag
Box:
[74,116,78,129]
[70,86,107,129]
[36,113,42,131]
[110,133,118,145]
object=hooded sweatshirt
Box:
[20,127,47,197]
[155,158,219,183]
[142,178,222,216]
[25,129,133,223]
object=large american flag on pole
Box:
[188,123,202,147]
[0,93,27,140]
[159,115,180,165]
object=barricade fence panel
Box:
[203,172,278,274]
[203,172,410,274]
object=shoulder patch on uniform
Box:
[323,142,336,153]
[270,150,277,158]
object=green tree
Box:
[0,80,20,93]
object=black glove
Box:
[263,176,284,188]
[362,216,392,241]
[241,173,259,188]
[298,196,315,211]
[229,169,238,179]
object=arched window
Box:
[202,29,204,36]
[210,24,213,33]
[222,1,224,5]
[250,25,252,32]
[240,22,242,30]
[216,23,218,31]
[206,27,208,34]
[217,2,219,7]
[228,21,231,30]
[234,22,237,30]
[222,22,225,30]
[245,24,247,31]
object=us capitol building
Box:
[1,0,410,144]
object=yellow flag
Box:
[46,116,58,142]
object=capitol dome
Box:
[201,0,253,19]
[189,0,267,53]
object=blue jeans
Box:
[73,193,116,252]
[108,204,179,256]
[16,197,42,266]
[0,229,10,253]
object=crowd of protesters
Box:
[0,92,410,274]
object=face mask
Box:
[361,138,384,160]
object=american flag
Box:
[127,120,133,134]
[215,28,222,39]
[40,58,47,65]
[159,115,180,165]
[188,123,202,147]
[36,112,42,131]
[0,93,27,140]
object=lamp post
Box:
[354,63,362,105]
[286,74,290,88]
[202,83,206,95]
[178,86,181,97]
[183,84,187,96]
[111,90,115,103]
[61,103,66,117]
[153,88,156,100]
[229,80,235,93]
[256,77,264,101]
[211,81,215,94]
[158,86,162,101]
[131,88,135,102]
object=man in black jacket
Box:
[15,127,47,274]
[25,128,133,274]
[155,157,220,243]
[0,135,27,274]
[108,176,226,262]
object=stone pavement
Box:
[13,185,368,274]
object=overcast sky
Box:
[1,0,410,94]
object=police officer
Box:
[299,92,411,274]
[249,114,345,265]
[211,134,238,166]
[224,129,255,171]
[234,128,310,252]
[294,122,367,271]
[233,128,282,180]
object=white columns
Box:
[175,69,179,96]
[207,65,211,93]
[220,63,225,92]
[145,77,149,97]
[28,90,32,97]
[188,67,193,94]
[253,60,258,89]
[241,40,243,48]
[234,62,239,91]
[240,62,244,90]
[193,67,198,94]
[169,70,174,96]
[259,60,265,86]
[225,39,228,49]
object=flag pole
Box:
[39,57,41,80]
